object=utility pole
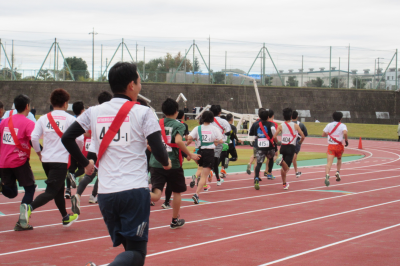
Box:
[135,42,138,63]
[225,51,227,85]
[301,55,303,87]
[101,44,103,81]
[143,47,145,81]
[193,40,195,83]
[263,43,266,86]
[54,38,56,80]
[89,28,98,81]
[105,58,108,77]
[121,38,124,62]
[347,44,350,88]
[208,35,211,84]
[11,40,14,80]
[329,46,332,88]
[338,57,341,88]
[377,57,384,89]
[184,49,187,83]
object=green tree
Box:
[265,76,273,86]
[331,77,345,88]
[36,69,54,81]
[305,77,324,87]
[0,68,22,80]
[286,76,298,87]
[193,57,200,72]
[353,77,366,89]
[63,57,89,80]
[213,71,225,84]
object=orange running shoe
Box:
[208,171,213,182]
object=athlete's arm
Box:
[273,125,282,143]
[147,131,170,168]
[175,133,200,161]
[343,130,349,147]
[31,118,44,159]
[294,124,305,144]
[186,135,194,146]
[322,131,328,137]
[62,121,89,167]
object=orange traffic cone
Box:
[358,137,363,149]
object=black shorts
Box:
[98,188,150,247]
[197,149,214,169]
[280,145,296,168]
[1,159,35,187]
[150,167,187,193]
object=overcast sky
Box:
[1,0,399,75]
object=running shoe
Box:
[71,195,81,215]
[217,179,224,186]
[224,158,229,169]
[67,172,77,189]
[161,202,171,209]
[335,171,341,182]
[296,172,302,178]
[85,263,97,266]
[150,202,155,206]
[170,218,185,229]
[283,182,290,190]
[220,169,227,178]
[62,214,79,227]
[263,171,268,177]
[325,174,330,187]
[203,185,211,191]
[88,195,98,204]
[208,171,213,182]
[246,164,251,175]
[192,194,200,204]
[190,175,196,188]
[275,154,283,166]
[19,204,32,229]
[267,173,275,180]
[14,222,33,231]
[64,189,71,199]
[254,177,260,190]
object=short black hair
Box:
[268,109,274,118]
[221,115,227,120]
[226,113,233,122]
[333,111,343,122]
[177,110,185,120]
[202,111,214,123]
[98,91,112,104]
[0,100,3,109]
[258,108,266,117]
[14,94,30,113]
[50,89,70,108]
[161,98,179,116]
[292,110,299,120]
[210,105,221,116]
[283,107,293,121]
[108,62,139,94]
[260,110,269,121]
[72,101,84,116]
[137,98,148,106]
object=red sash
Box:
[213,118,224,133]
[47,112,71,167]
[282,122,296,145]
[159,118,183,166]
[7,110,31,155]
[96,101,138,167]
[258,122,274,147]
[328,122,342,144]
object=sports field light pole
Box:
[396,49,398,90]
[347,44,350,88]
[375,53,395,90]
[376,57,384,89]
[89,28,97,81]
[329,46,332,88]
[0,39,16,80]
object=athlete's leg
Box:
[336,157,342,172]
[53,183,68,217]
[171,192,181,219]
[21,185,36,205]
[293,153,298,173]
[325,154,335,175]
[92,178,98,197]
[164,185,172,205]
[1,183,18,199]
[109,240,147,266]
[213,157,220,181]
[280,161,289,184]
[196,167,211,196]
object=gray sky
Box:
[1,0,399,75]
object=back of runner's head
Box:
[177,110,185,120]
[283,108,292,121]
[258,108,266,118]
[199,116,204,125]
[14,94,30,113]
[98,91,112,104]
[137,98,148,107]
[332,111,343,122]
[292,110,299,120]
[226,113,233,123]
[201,111,214,123]
[108,62,139,94]
[221,115,227,120]
[210,105,221,116]
[0,100,3,111]
[50,89,70,108]
[268,109,274,119]
[72,101,84,116]
[259,110,269,121]
[162,98,179,116]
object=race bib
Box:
[201,130,212,143]
[328,134,340,144]
[96,116,130,146]
[85,139,91,151]
[257,138,269,147]
[2,127,18,145]
[282,134,294,144]
[162,126,173,152]
[45,116,66,132]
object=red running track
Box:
[0,137,399,266]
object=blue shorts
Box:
[98,188,150,247]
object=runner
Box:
[187,111,223,203]
[18,89,83,230]
[0,101,5,123]
[218,115,230,179]
[62,62,171,266]
[246,108,265,176]
[273,108,305,190]
[65,101,86,198]
[70,91,113,215]
[322,111,348,186]
[210,105,231,186]
[249,110,277,190]
[263,109,278,179]
[291,110,308,178]
[226,113,240,162]
[149,98,200,228]
[0,95,38,231]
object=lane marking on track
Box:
[258,223,400,266]
[304,190,353,194]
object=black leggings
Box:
[31,163,68,217]
[76,152,98,196]
[398,136,400,141]
[66,159,85,189]
[108,240,147,266]
[219,151,228,167]
[2,184,36,205]
[164,185,172,204]
[213,157,221,181]
[255,159,274,178]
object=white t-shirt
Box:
[189,124,223,149]
[76,98,160,194]
[31,110,84,163]
[281,121,297,146]
[323,122,348,145]
[211,116,231,142]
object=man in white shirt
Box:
[322,111,348,186]
[61,62,171,266]
[19,89,82,230]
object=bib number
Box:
[2,127,18,145]
[201,130,212,143]
[258,138,269,147]
[96,116,130,146]
[85,139,91,151]
[45,116,66,132]
[282,134,293,144]
[328,135,340,144]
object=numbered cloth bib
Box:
[159,118,182,166]
[47,113,70,167]
[96,116,130,146]
[282,122,296,145]
[328,122,342,145]
[198,126,214,148]
[45,116,66,133]
[4,110,31,155]
[258,122,274,148]
[85,139,91,151]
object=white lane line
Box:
[258,223,400,265]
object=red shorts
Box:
[327,144,344,158]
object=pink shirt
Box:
[0,114,35,168]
